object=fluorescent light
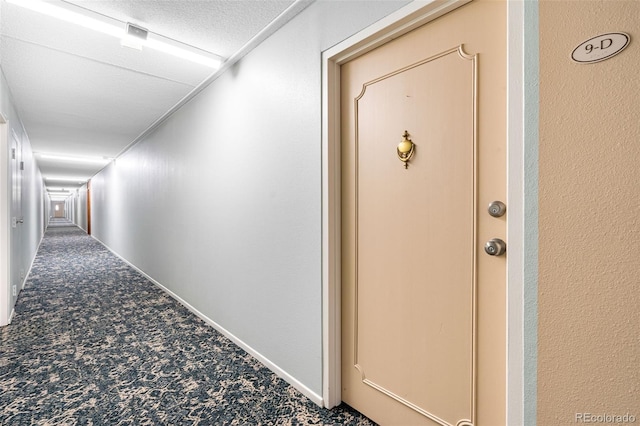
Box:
[147,38,222,68]
[7,0,222,68]
[6,0,122,38]
[45,177,88,183]
[121,35,144,50]
[38,154,112,164]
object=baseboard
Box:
[91,235,324,407]
[152,275,325,407]
[20,232,44,291]
[5,229,46,326]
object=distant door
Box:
[87,179,91,234]
[340,1,507,425]
[0,120,8,325]
[10,130,23,296]
[53,202,65,218]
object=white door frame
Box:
[0,114,9,326]
[321,1,527,423]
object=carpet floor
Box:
[0,221,375,425]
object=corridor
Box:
[0,221,373,425]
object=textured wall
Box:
[90,1,410,400]
[538,1,640,423]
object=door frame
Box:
[0,114,8,326]
[87,179,91,235]
[321,0,528,423]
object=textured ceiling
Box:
[0,0,297,188]
[65,0,294,59]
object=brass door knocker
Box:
[397,130,415,169]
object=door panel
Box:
[355,47,476,425]
[87,180,91,234]
[341,2,506,425]
[10,130,23,299]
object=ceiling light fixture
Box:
[38,153,113,164]
[44,177,89,184]
[6,0,222,68]
[146,38,221,68]
[6,0,121,37]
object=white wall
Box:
[20,129,44,277]
[65,197,73,220]
[44,192,50,228]
[0,69,44,323]
[90,0,410,402]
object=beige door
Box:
[340,1,506,425]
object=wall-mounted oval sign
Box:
[572,32,630,64]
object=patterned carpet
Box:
[0,220,374,425]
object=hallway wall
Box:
[0,69,45,322]
[74,184,88,233]
[90,0,410,401]
[537,1,639,422]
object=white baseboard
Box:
[92,235,324,407]
[20,233,43,291]
[4,230,46,326]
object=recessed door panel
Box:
[355,47,475,425]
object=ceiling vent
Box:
[121,23,148,50]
